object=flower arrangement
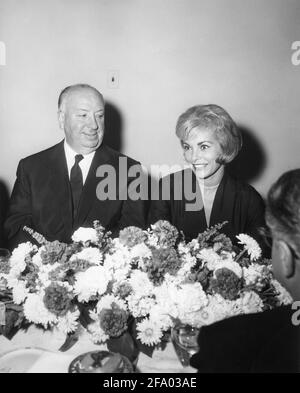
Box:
[0,221,112,338]
[0,220,292,358]
[81,220,292,352]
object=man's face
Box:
[59,88,105,154]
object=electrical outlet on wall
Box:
[107,70,119,88]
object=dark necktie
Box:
[70,154,84,220]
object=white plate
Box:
[0,348,45,373]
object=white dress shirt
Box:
[64,140,95,185]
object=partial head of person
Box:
[58,84,105,155]
[176,104,242,181]
[266,169,300,301]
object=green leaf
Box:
[107,332,139,363]
[59,331,79,352]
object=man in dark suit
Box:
[0,181,9,248]
[190,169,300,373]
[5,84,147,249]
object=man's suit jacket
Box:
[0,181,9,248]
[190,305,300,373]
[5,141,148,249]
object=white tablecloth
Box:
[0,326,196,373]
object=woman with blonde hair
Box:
[148,104,266,245]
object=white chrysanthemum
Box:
[57,309,80,334]
[10,242,36,265]
[153,282,179,319]
[272,279,293,305]
[214,260,243,279]
[199,294,234,326]
[130,243,152,261]
[23,293,57,327]
[71,247,103,265]
[127,295,156,318]
[106,265,129,283]
[146,234,159,248]
[163,272,181,286]
[148,304,173,331]
[198,248,222,270]
[103,245,132,281]
[174,252,197,283]
[11,280,29,304]
[188,239,200,251]
[31,250,43,267]
[172,283,208,326]
[234,291,264,314]
[136,318,163,346]
[8,243,34,278]
[243,264,268,286]
[88,316,109,344]
[182,252,197,266]
[110,238,126,250]
[177,242,190,255]
[129,270,154,298]
[236,234,262,261]
[6,264,26,283]
[72,227,98,244]
[74,266,110,302]
[95,294,127,314]
[5,273,17,289]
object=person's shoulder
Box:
[202,305,292,338]
[226,173,264,203]
[17,142,63,170]
[19,142,62,165]
[191,306,294,372]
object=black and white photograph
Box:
[0,0,299,376]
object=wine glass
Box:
[171,324,200,367]
[0,248,10,291]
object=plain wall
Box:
[0,0,300,198]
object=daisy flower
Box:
[136,318,163,346]
[57,309,80,334]
[23,293,57,328]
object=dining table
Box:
[0,326,197,373]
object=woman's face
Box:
[181,127,223,179]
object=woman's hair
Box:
[175,104,242,164]
[266,169,300,258]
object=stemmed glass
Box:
[171,324,200,367]
[0,248,10,291]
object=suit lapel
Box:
[75,144,112,227]
[47,141,73,237]
[210,171,236,228]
